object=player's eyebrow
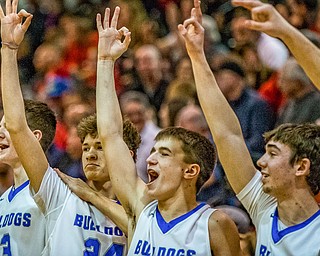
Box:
[158,146,172,153]
[149,146,172,154]
[266,143,281,152]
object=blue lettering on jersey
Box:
[134,240,197,256]
[73,214,123,237]
[0,213,31,228]
[259,245,271,256]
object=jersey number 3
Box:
[1,234,12,256]
[84,238,124,256]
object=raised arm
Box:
[232,0,320,90]
[95,7,150,217]
[178,0,256,193]
[1,0,48,192]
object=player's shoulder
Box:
[209,209,233,224]
[208,209,238,234]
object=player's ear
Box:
[129,150,134,158]
[184,164,200,180]
[33,129,43,142]
[295,158,310,177]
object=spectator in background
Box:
[31,42,68,102]
[127,44,170,115]
[108,0,148,48]
[119,91,160,183]
[287,0,318,30]
[214,58,276,162]
[175,103,211,139]
[276,57,320,125]
[164,57,197,102]
[231,10,289,72]
[159,96,192,128]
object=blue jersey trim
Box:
[156,202,206,234]
[272,207,320,243]
[8,180,30,202]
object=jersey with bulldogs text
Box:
[33,166,127,256]
[128,200,215,256]
[238,171,320,256]
[0,180,46,256]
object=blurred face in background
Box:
[121,101,146,133]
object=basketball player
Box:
[0,0,140,255]
[179,0,320,254]
[0,100,52,256]
[94,6,241,255]
[0,2,48,255]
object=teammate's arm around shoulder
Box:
[209,210,243,256]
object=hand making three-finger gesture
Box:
[0,0,32,50]
[97,7,131,61]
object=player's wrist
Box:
[1,41,19,50]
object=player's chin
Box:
[145,185,159,198]
[262,185,272,194]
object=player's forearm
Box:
[90,192,128,235]
[1,47,27,132]
[279,26,320,90]
[191,52,256,193]
[191,53,242,139]
[96,60,123,139]
[95,59,138,208]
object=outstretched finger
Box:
[103,8,110,29]
[231,0,263,10]
[0,6,5,18]
[96,13,103,32]
[6,0,12,14]
[192,0,202,24]
[12,0,18,13]
[110,6,120,29]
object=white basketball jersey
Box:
[238,171,320,255]
[0,180,46,256]
[33,167,127,256]
[128,200,215,255]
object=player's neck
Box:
[0,171,13,195]
[88,180,116,199]
[13,166,29,187]
[277,192,320,226]
[157,193,198,222]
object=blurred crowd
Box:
[1,0,320,253]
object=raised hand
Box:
[0,0,32,49]
[178,0,205,58]
[231,0,291,39]
[97,7,131,61]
